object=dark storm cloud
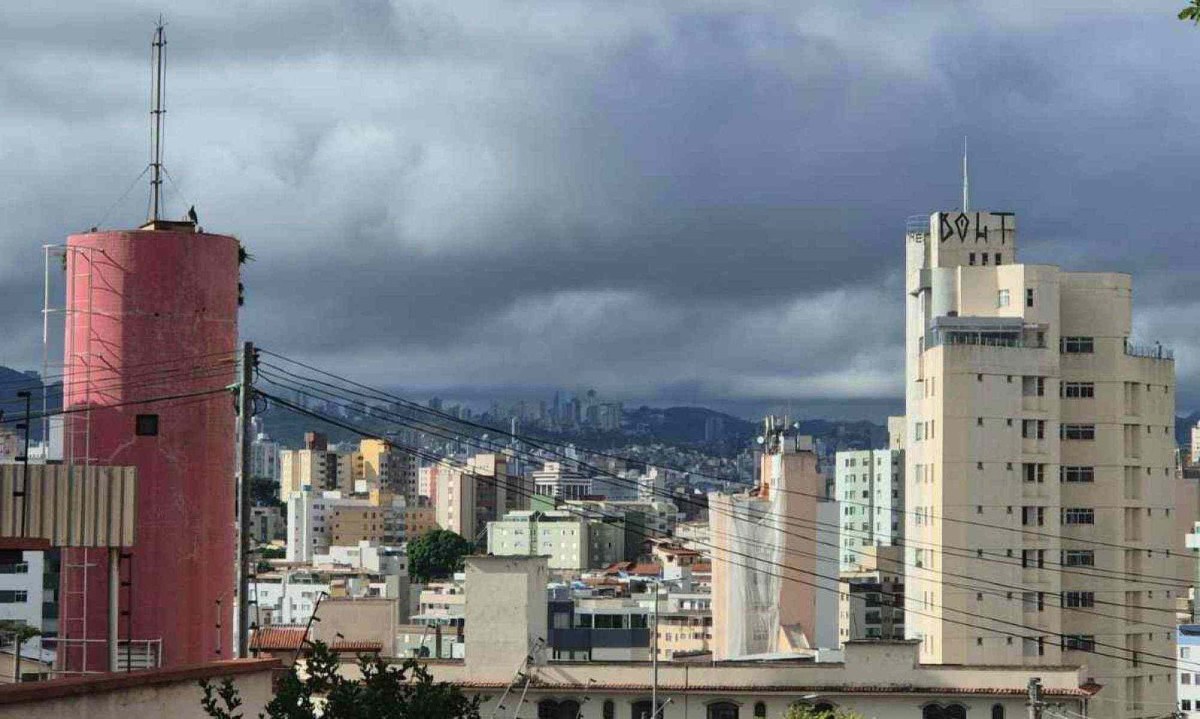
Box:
[3,1,1199,418]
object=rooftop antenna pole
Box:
[149,17,167,223]
[962,135,969,213]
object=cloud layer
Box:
[2,1,1199,418]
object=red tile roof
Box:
[249,626,382,653]
[250,626,307,651]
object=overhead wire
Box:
[256,350,1195,576]
[259,390,1192,674]
[254,365,1194,600]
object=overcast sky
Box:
[2,1,1198,420]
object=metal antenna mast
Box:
[962,135,970,213]
[149,17,167,223]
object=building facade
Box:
[834,448,904,572]
[903,210,1183,716]
[709,421,821,659]
[532,462,592,501]
[486,510,625,571]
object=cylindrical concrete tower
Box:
[59,221,239,671]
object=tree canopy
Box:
[200,641,480,719]
[407,529,472,583]
[1182,1,1200,23]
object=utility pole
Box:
[233,341,254,657]
[14,390,31,537]
[1026,677,1043,719]
[651,578,660,719]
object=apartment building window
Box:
[1021,506,1045,527]
[1061,424,1096,440]
[1061,466,1095,483]
[1021,549,1045,569]
[1064,591,1095,608]
[1022,591,1046,611]
[1022,420,1045,439]
[969,252,976,265]
[1062,382,1095,398]
[1023,463,1045,483]
[1022,376,1045,397]
[1025,288,1035,307]
[0,590,28,603]
[1062,508,1095,525]
[1061,336,1095,353]
[135,413,159,436]
[1063,550,1095,567]
[997,289,1011,307]
[982,253,990,266]
[1062,635,1096,652]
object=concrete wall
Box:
[0,659,276,719]
[464,555,548,675]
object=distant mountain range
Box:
[6,363,1194,456]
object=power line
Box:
[256,373,1188,633]
[255,366,1194,597]
[256,350,1194,572]
[259,391,1189,674]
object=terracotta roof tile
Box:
[249,626,381,653]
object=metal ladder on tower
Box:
[60,244,98,674]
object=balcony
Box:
[1124,341,1173,361]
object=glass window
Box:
[1061,466,1095,483]
[1062,381,1095,398]
[1062,508,1095,525]
[1061,424,1096,440]
[1063,550,1095,567]
[1061,336,1095,354]
[1062,635,1096,652]
[707,702,739,719]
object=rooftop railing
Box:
[1125,341,1173,360]
[905,215,930,235]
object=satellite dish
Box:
[756,436,765,445]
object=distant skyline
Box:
[2,2,1199,418]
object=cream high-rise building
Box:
[904,210,1182,717]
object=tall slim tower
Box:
[710,419,821,659]
[57,21,241,671]
[903,210,1183,718]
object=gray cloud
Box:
[2,1,1199,420]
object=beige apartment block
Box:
[904,210,1185,718]
[709,420,820,659]
[435,453,530,540]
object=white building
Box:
[814,498,841,650]
[286,490,404,563]
[486,510,625,571]
[1178,625,1200,717]
[533,462,592,501]
[834,448,904,572]
[345,556,1098,719]
[0,551,55,669]
[1191,423,1200,466]
[904,209,1186,716]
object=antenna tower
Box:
[149,18,167,222]
[962,136,969,213]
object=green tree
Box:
[0,619,42,684]
[1182,0,1200,23]
[783,705,864,719]
[200,641,480,719]
[407,529,472,583]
